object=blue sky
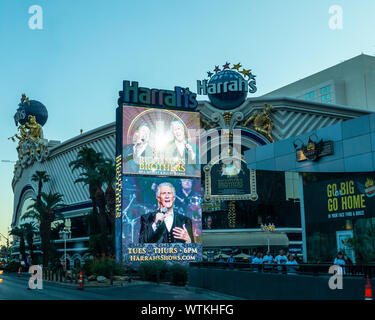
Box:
[0,0,375,244]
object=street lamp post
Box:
[59,228,71,270]
[260,223,276,252]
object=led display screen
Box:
[122,106,200,177]
[121,176,202,263]
[116,104,202,264]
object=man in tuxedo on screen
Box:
[166,120,198,176]
[123,124,154,172]
[139,182,194,244]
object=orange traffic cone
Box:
[78,271,83,290]
[18,267,20,277]
[365,276,373,300]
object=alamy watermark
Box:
[28,265,43,289]
[28,5,43,30]
[328,265,343,290]
[328,5,343,30]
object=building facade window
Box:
[305,91,315,100]
[321,93,331,103]
[320,85,331,103]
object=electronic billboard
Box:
[116,100,202,264]
[122,106,200,177]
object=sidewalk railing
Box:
[42,269,84,284]
[190,262,375,278]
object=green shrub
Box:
[169,263,188,286]
[83,256,123,278]
[4,260,21,272]
[138,260,169,283]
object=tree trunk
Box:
[95,186,108,255]
[41,220,51,268]
[26,235,34,263]
[19,237,27,266]
[89,184,100,235]
[38,181,42,199]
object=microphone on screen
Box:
[156,207,168,227]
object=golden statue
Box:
[9,124,28,143]
[244,104,274,142]
[26,115,42,141]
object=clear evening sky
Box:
[0,0,374,245]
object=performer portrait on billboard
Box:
[123,124,154,172]
[166,120,198,175]
[139,182,195,244]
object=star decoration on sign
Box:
[214,65,221,73]
[207,71,213,78]
[240,68,251,78]
[184,88,191,95]
[232,63,242,70]
[222,62,230,69]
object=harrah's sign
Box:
[122,81,198,109]
[196,76,256,95]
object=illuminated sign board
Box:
[122,106,200,177]
[196,62,257,109]
[303,172,374,221]
[120,81,198,109]
[115,87,202,264]
[296,139,333,162]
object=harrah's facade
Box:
[10,58,372,266]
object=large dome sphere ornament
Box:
[14,94,48,127]
[196,62,257,110]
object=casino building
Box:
[10,55,373,265]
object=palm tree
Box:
[69,147,106,223]
[9,227,27,265]
[22,222,37,263]
[69,147,113,255]
[23,192,64,267]
[31,171,50,200]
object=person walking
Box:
[275,249,288,273]
[227,253,235,269]
[252,252,264,272]
[333,252,346,275]
[286,254,299,275]
[263,251,274,272]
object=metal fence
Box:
[190,262,375,278]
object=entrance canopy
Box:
[202,230,289,248]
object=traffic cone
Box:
[18,267,20,277]
[365,276,373,300]
[78,271,83,290]
[0,269,3,283]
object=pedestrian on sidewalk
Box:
[275,249,288,274]
[263,251,274,272]
[333,252,346,275]
[286,254,299,275]
[251,252,264,272]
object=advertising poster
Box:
[122,106,200,177]
[116,102,202,264]
[303,172,375,222]
[121,176,202,263]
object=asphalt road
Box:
[0,273,242,300]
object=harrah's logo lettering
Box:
[196,76,256,95]
[122,81,198,109]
